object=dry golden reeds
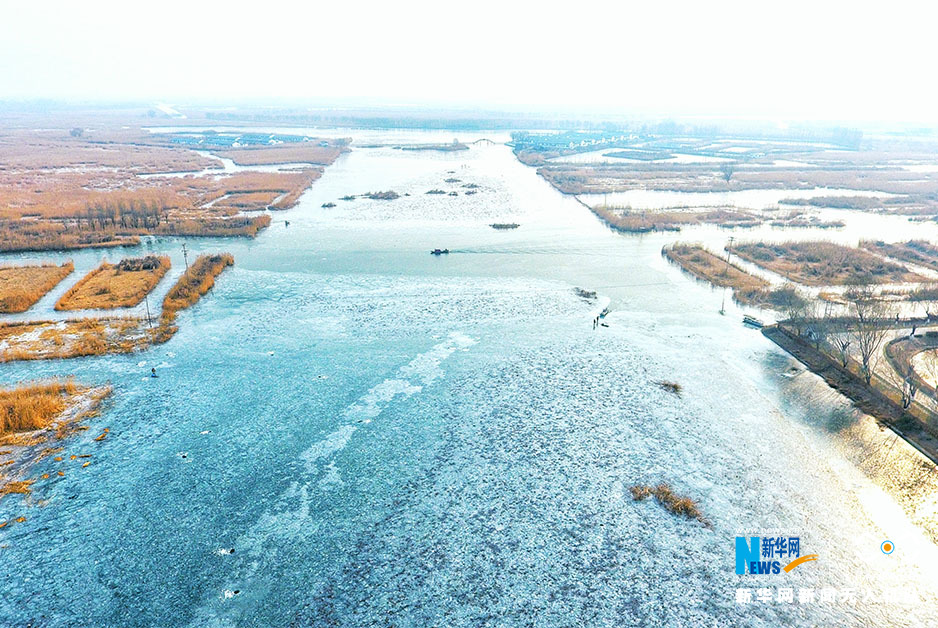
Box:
[153,254,234,344]
[0,379,77,437]
[55,255,170,310]
[630,483,708,525]
[0,261,73,312]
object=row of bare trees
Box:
[79,200,168,231]
[781,285,891,387]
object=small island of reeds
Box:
[0,261,74,313]
[55,256,170,311]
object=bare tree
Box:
[808,300,835,351]
[885,362,918,410]
[846,287,889,385]
[830,328,853,368]
[771,284,811,336]
[720,162,735,183]
[901,364,919,409]
[910,283,938,320]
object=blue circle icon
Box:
[881,540,895,554]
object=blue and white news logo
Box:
[736,536,818,575]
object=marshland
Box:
[2,115,938,627]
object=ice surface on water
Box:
[2,136,938,627]
[187,331,477,626]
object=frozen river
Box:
[0,131,936,627]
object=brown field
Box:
[861,240,938,273]
[729,241,925,286]
[0,262,73,312]
[664,243,774,306]
[216,143,345,166]
[0,125,333,251]
[55,255,170,310]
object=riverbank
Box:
[0,380,111,505]
[763,324,938,464]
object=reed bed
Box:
[0,318,148,363]
[0,380,111,500]
[55,256,170,310]
[0,261,73,313]
[216,144,344,166]
[0,130,328,251]
[730,241,925,286]
[161,254,234,320]
[152,253,235,344]
[861,240,938,273]
[0,379,77,437]
[0,255,233,362]
[595,206,759,233]
[663,243,779,307]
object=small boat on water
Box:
[431,248,450,256]
[743,315,764,328]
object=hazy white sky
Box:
[1,0,935,123]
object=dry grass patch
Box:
[55,256,169,310]
[0,318,151,362]
[0,261,73,312]
[215,143,345,166]
[730,241,925,286]
[0,379,77,438]
[0,379,111,500]
[630,483,708,525]
[0,254,233,362]
[157,253,234,338]
[0,479,33,496]
[664,243,779,307]
[594,206,759,233]
[861,240,938,273]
